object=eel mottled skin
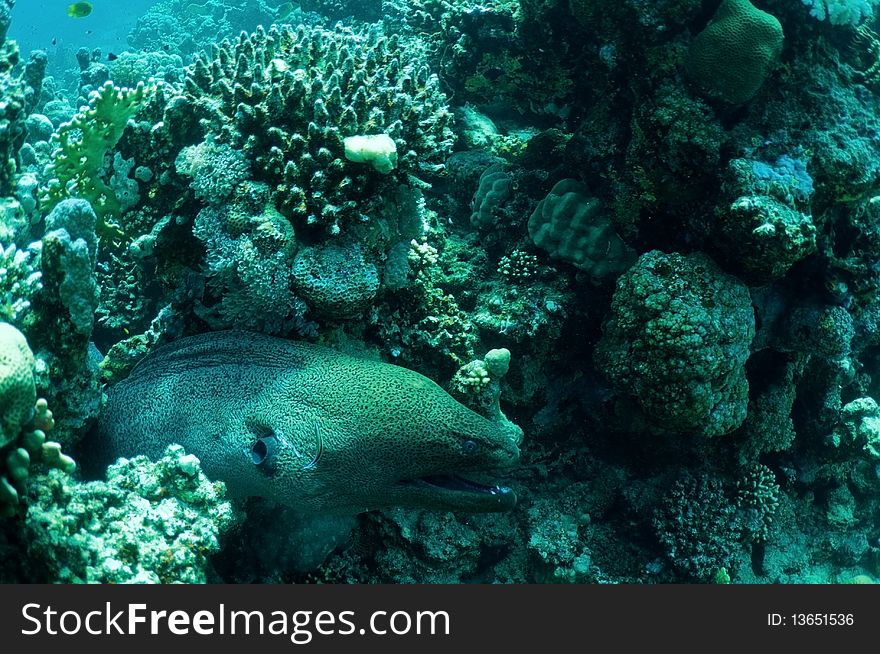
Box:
[95,331,521,514]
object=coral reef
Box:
[0,321,34,447]
[2,0,880,587]
[595,251,755,437]
[182,22,453,236]
[711,156,816,283]
[0,324,74,517]
[24,445,234,583]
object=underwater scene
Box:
[0,0,879,585]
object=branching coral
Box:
[802,0,877,25]
[183,22,454,235]
[653,473,740,581]
[39,80,154,241]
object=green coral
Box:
[831,396,880,459]
[192,192,307,334]
[614,83,723,239]
[653,473,740,581]
[686,0,783,105]
[24,444,235,583]
[0,242,41,323]
[0,38,26,197]
[528,178,635,284]
[387,237,478,366]
[183,22,453,236]
[718,195,816,283]
[39,80,153,240]
[470,163,512,230]
[735,463,780,543]
[109,51,184,88]
[712,157,816,283]
[291,243,379,320]
[128,0,280,58]
[463,49,574,111]
[175,137,251,204]
[0,325,75,517]
[595,250,755,437]
[450,348,520,441]
[0,322,35,448]
[41,199,99,338]
[498,249,540,282]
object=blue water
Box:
[10,0,159,59]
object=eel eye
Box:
[461,439,478,455]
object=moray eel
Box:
[95,331,521,514]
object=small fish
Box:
[162,44,170,51]
[51,37,56,45]
[183,2,210,17]
[67,2,92,18]
[276,2,295,21]
[107,52,117,61]
[264,57,289,80]
[483,67,504,81]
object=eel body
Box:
[95,331,521,514]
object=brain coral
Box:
[0,322,36,447]
[686,0,783,104]
[594,250,755,437]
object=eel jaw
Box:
[391,474,517,512]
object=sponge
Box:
[343,134,398,173]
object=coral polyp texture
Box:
[595,250,755,437]
[24,445,234,583]
[0,321,35,447]
[686,0,784,105]
[183,22,454,235]
[0,324,75,517]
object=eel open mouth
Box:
[396,474,517,511]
